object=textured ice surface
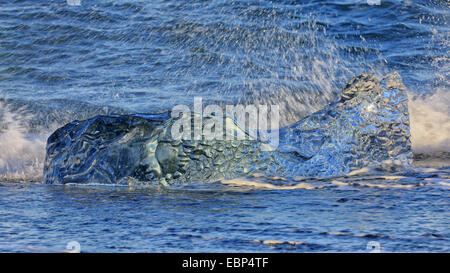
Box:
[44,72,412,185]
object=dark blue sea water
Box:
[0,0,449,252]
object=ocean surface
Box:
[0,0,449,252]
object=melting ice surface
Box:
[0,0,449,252]
[43,72,413,185]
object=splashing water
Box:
[222,15,388,127]
[409,88,450,155]
[0,100,47,181]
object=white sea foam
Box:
[0,100,47,182]
[220,177,316,190]
[408,88,450,155]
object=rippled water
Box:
[1,166,449,253]
[0,0,449,252]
